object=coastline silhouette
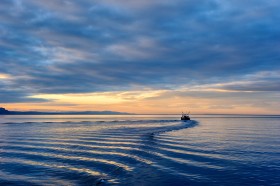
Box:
[0,107,130,115]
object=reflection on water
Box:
[0,115,280,185]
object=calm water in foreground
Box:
[0,115,279,186]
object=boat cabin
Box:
[181,112,190,120]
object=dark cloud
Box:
[0,0,280,102]
[223,81,280,92]
[0,88,47,103]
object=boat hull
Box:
[181,116,190,120]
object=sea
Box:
[0,115,279,186]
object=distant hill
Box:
[0,107,131,115]
[0,107,10,114]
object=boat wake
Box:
[93,120,198,185]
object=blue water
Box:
[0,115,279,185]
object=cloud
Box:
[0,89,47,103]
[222,81,280,92]
[203,71,280,92]
[0,0,279,106]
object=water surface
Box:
[0,115,279,185]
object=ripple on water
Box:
[1,118,280,185]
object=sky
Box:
[0,0,280,114]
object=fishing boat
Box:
[181,112,190,120]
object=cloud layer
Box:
[0,0,280,113]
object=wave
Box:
[2,117,279,186]
[0,119,199,185]
[2,119,181,125]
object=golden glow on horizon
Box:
[6,88,276,115]
[31,93,126,104]
[29,90,165,105]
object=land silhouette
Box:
[0,107,130,115]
